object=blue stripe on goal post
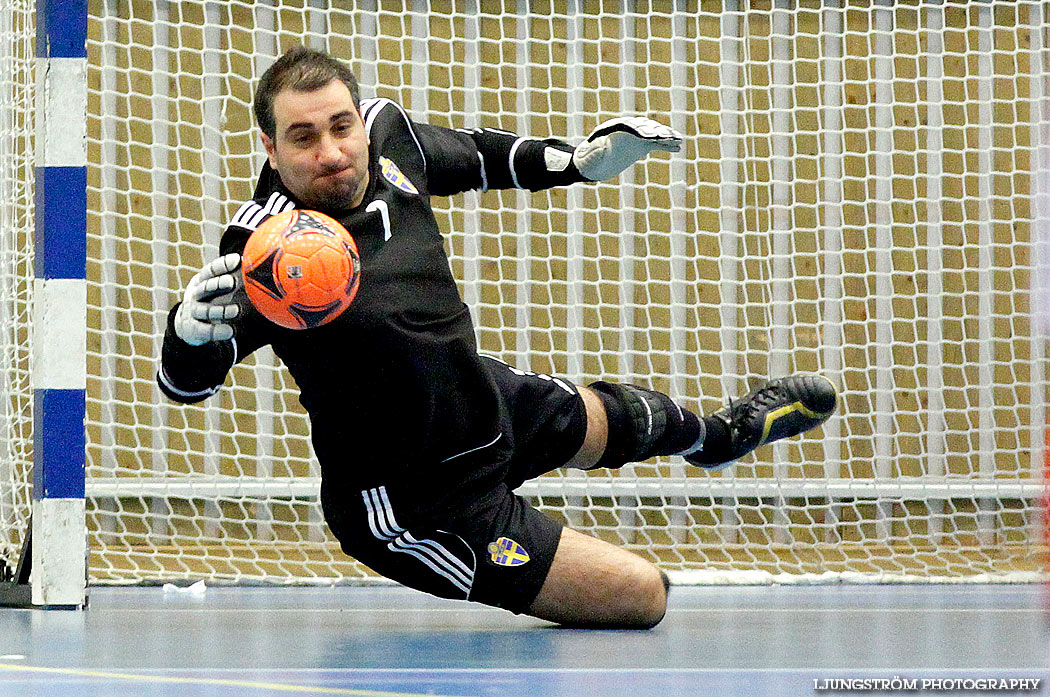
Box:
[31,0,87,609]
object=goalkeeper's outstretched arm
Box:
[415,115,683,197]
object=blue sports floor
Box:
[0,584,1046,697]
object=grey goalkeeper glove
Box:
[174,253,242,346]
[572,116,684,181]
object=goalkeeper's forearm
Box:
[156,304,235,404]
[420,123,588,195]
[420,116,680,196]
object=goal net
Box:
[0,1,33,583]
[8,1,1039,586]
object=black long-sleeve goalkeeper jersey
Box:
[158,97,588,515]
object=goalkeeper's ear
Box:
[261,132,278,170]
[572,116,683,182]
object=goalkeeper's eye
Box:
[284,126,319,148]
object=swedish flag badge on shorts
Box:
[488,537,530,567]
[379,156,419,195]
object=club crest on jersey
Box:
[379,156,419,195]
[488,537,530,567]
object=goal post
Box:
[3,2,1048,595]
[31,0,87,608]
[0,0,87,608]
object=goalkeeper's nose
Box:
[315,134,346,168]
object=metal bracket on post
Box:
[0,521,32,607]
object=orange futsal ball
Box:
[241,209,361,329]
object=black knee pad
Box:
[587,382,703,469]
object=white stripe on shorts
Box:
[388,537,472,594]
[361,486,475,597]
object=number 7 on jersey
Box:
[366,200,392,241]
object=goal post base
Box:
[30,500,87,609]
[0,509,87,610]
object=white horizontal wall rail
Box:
[87,477,1044,501]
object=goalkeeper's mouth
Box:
[314,166,360,197]
[317,165,353,182]
[308,168,368,211]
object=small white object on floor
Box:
[161,580,206,596]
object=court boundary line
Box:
[57,667,1050,674]
[0,663,469,697]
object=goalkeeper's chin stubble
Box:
[305,176,365,214]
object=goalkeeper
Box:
[158,47,837,629]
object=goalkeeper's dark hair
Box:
[254,46,362,139]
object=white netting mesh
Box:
[84,1,1049,583]
[0,0,34,577]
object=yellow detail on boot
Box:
[759,401,826,444]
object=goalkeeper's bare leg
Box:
[524,374,837,628]
[524,387,668,628]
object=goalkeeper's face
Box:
[261,80,370,213]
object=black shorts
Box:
[322,356,589,614]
